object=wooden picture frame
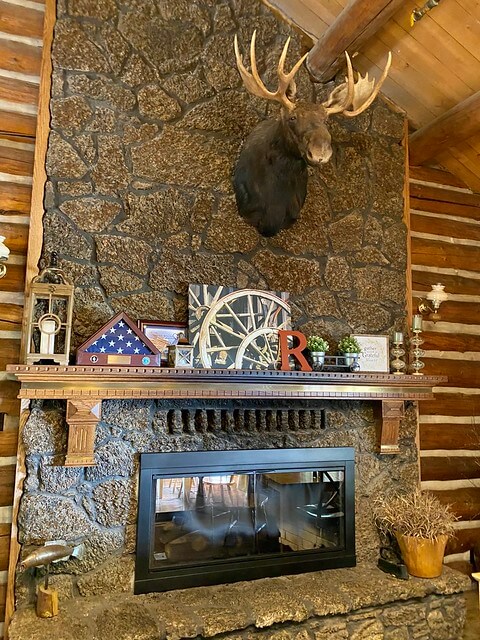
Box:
[137,320,187,365]
[351,334,390,373]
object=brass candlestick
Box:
[410,315,425,376]
[390,332,406,375]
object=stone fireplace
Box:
[6,0,471,637]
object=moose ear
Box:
[286,80,297,102]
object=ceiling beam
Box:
[306,0,404,82]
[409,91,480,166]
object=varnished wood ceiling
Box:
[267,0,480,192]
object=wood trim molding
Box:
[23,0,55,291]
[7,365,446,461]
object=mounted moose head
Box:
[233,32,392,237]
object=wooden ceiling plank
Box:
[409,90,480,165]
[360,37,451,120]
[306,0,405,81]
[440,145,480,192]
[374,18,473,107]
[263,0,329,39]
[395,13,480,92]
[439,153,480,194]
[430,0,480,62]
[352,52,435,127]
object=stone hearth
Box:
[9,565,470,640]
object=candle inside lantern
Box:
[39,318,56,354]
[412,314,423,331]
[393,331,403,343]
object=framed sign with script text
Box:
[351,334,390,373]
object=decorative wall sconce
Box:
[417,283,448,322]
[23,254,74,366]
[0,236,9,279]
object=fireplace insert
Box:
[135,447,355,593]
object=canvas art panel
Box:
[188,284,291,369]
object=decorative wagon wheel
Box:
[234,326,282,370]
[192,289,290,369]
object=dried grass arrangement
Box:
[373,489,457,541]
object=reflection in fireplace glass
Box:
[152,470,345,567]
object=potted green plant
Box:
[306,335,329,369]
[337,335,361,367]
[373,489,457,578]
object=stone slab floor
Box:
[463,588,479,639]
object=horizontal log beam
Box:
[409,91,480,166]
[410,197,480,221]
[411,237,480,273]
[409,166,467,189]
[412,270,480,297]
[411,213,480,242]
[0,304,23,331]
[421,456,480,482]
[423,358,480,388]
[0,182,32,214]
[430,487,480,521]
[421,332,480,354]
[306,0,403,82]
[419,394,479,417]
[446,526,480,556]
[420,423,480,450]
[410,183,480,209]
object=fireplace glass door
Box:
[136,448,355,593]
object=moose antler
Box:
[323,52,392,117]
[234,30,308,111]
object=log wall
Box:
[411,165,480,574]
[0,0,46,634]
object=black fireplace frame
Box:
[135,447,355,594]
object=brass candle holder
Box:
[410,315,425,376]
[390,332,406,375]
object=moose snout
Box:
[305,146,332,166]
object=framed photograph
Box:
[351,334,390,373]
[137,320,187,365]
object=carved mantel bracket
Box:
[7,365,446,463]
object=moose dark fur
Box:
[233,32,391,237]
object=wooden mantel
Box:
[7,365,446,462]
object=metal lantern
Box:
[167,333,194,368]
[24,255,74,366]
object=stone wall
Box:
[44,0,406,350]
[16,0,412,612]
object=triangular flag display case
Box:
[76,312,161,367]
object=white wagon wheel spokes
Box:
[197,289,290,368]
[234,327,282,370]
